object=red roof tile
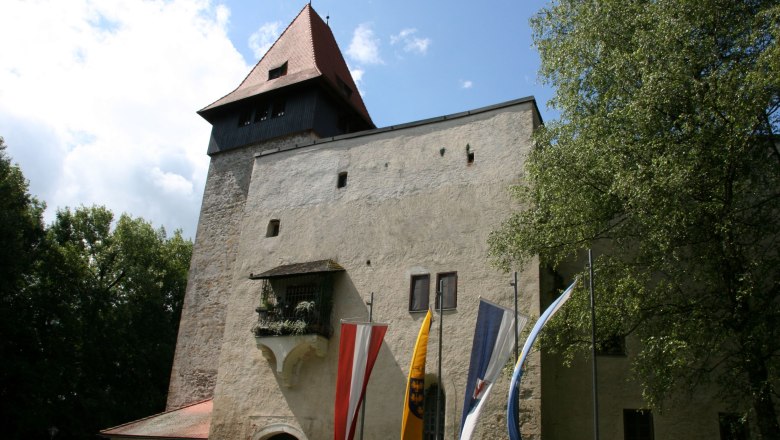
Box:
[199,5,373,127]
[100,399,212,439]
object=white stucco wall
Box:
[207,101,542,440]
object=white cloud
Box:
[461,80,474,89]
[347,23,383,65]
[0,0,251,238]
[248,21,282,60]
[390,28,431,55]
[348,65,366,96]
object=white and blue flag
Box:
[459,299,528,440]
[507,279,578,440]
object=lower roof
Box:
[100,399,212,439]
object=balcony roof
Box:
[250,259,345,279]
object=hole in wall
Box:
[266,219,280,237]
[337,172,348,188]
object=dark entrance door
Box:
[267,434,298,440]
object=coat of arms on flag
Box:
[401,309,432,440]
[459,299,528,440]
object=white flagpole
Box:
[358,292,374,440]
[510,271,520,435]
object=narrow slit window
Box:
[266,219,280,237]
[337,172,348,188]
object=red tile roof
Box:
[99,399,212,439]
[199,4,373,127]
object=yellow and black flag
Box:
[401,309,432,440]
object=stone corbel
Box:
[255,334,328,387]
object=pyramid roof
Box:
[199,4,373,127]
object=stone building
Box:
[100,5,747,440]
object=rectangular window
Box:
[268,62,287,80]
[337,172,348,188]
[266,219,280,237]
[254,104,269,122]
[624,409,654,440]
[409,274,429,312]
[238,110,252,127]
[597,334,626,356]
[435,272,457,310]
[719,413,749,440]
[272,100,285,118]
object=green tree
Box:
[40,206,192,439]
[0,137,48,438]
[0,139,192,439]
[489,0,780,437]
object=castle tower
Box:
[198,4,374,154]
[166,4,372,409]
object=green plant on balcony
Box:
[253,300,318,337]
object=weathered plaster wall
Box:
[167,132,317,409]
[540,255,747,440]
[208,101,543,440]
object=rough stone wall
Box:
[167,132,317,409]
[207,102,543,440]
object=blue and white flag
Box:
[459,299,528,440]
[507,279,579,440]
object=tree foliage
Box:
[489,0,780,437]
[0,140,192,439]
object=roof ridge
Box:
[305,5,322,78]
[199,4,310,113]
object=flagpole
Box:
[435,279,444,440]
[511,271,520,435]
[511,271,519,362]
[588,250,600,440]
[359,292,374,440]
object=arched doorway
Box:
[267,434,298,440]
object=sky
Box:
[0,0,555,239]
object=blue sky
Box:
[0,0,554,238]
[225,0,556,126]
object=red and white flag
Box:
[334,321,388,440]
